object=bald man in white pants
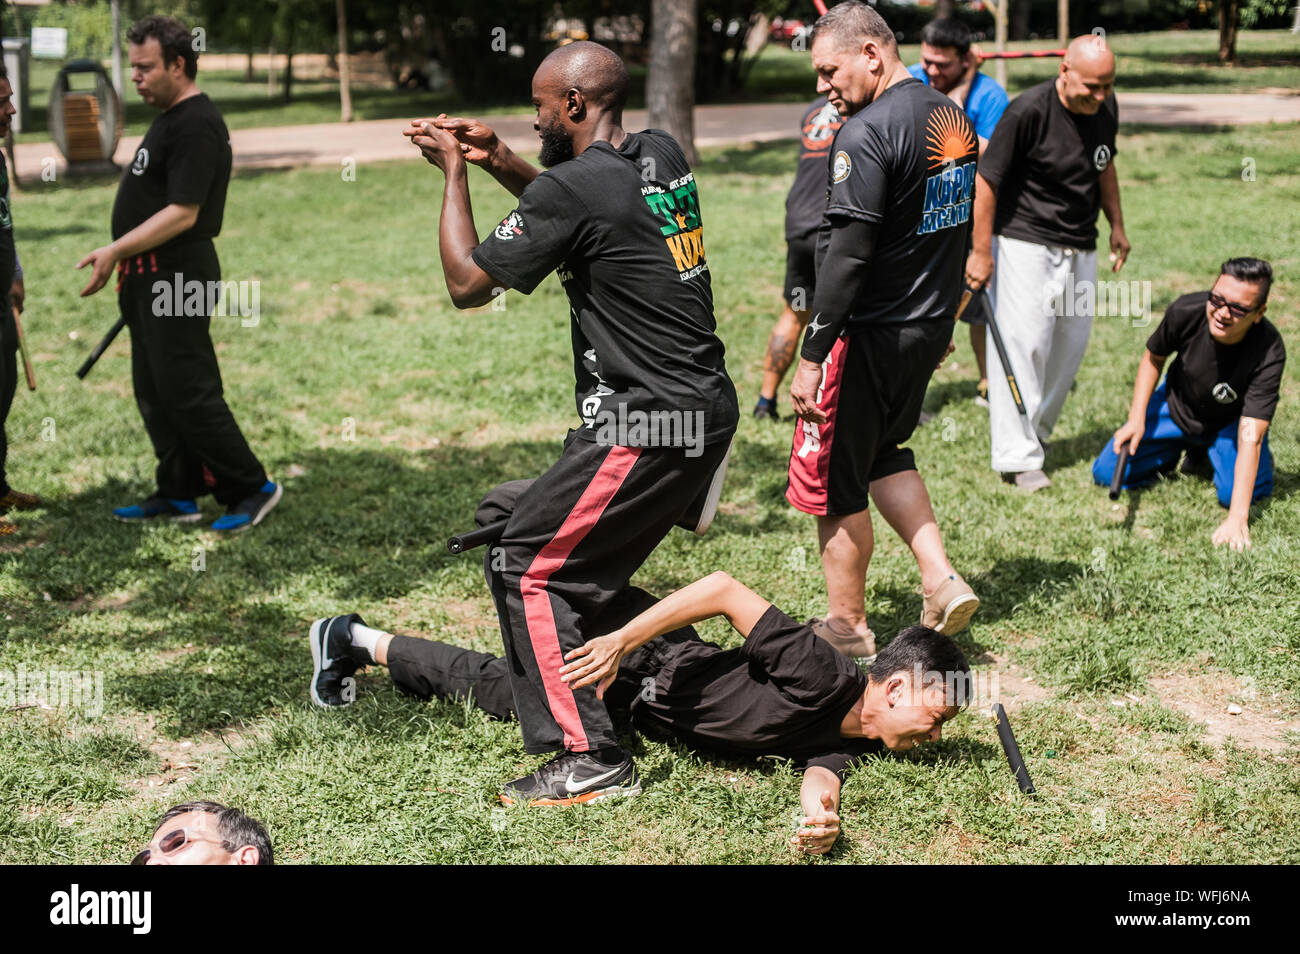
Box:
[966,35,1131,490]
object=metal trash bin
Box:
[49,59,123,172]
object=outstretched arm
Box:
[1099,162,1130,272]
[1213,416,1269,551]
[559,571,771,697]
[76,203,199,297]
[1113,349,1166,454]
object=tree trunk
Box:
[1218,0,1240,64]
[267,39,276,97]
[1011,0,1030,42]
[936,0,956,17]
[246,49,254,83]
[647,0,698,165]
[337,0,353,122]
[283,21,295,102]
[1058,0,1069,44]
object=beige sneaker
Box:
[809,617,876,660]
[921,575,980,635]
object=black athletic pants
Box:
[118,251,267,505]
[386,584,702,719]
[470,434,728,755]
[0,296,15,495]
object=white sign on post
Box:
[31,27,69,59]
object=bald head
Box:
[1057,34,1116,115]
[535,41,629,115]
[1065,34,1115,73]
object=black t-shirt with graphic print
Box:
[785,97,843,241]
[978,79,1118,251]
[1147,291,1286,437]
[806,78,977,354]
[111,93,232,266]
[472,130,738,447]
[631,605,882,780]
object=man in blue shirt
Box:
[909,18,1008,400]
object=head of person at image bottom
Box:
[132,801,273,866]
[917,17,973,96]
[861,625,972,751]
[127,14,200,112]
[809,1,904,119]
[1206,257,1272,346]
[526,40,629,168]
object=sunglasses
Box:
[1207,292,1259,320]
[131,827,218,865]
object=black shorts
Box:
[783,232,817,309]
[786,318,951,516]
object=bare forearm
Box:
[111,204,199,260]
[1100,162,1124,230]
[438,159,490,306]
[1128,352,1164,422]
[612,572,768,655]
[972,174,996,255]
[488,143,540,198]
[800,768,839,817]
[1229,420,1267,520]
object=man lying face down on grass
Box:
[310,484,971,855]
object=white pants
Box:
[987,235,1097,473]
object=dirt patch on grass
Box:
[1149,670,1298,753]
[974,652,1053,711]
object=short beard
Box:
[538,122,575,167]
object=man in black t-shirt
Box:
[785,2,980,658]
[77,16,280,532]
[0,64,42,536]
[308,482,970,855]
[753,97,843,422]
[967,34,1131,492]
[405,41,738,808]
[1093,258,1284,550]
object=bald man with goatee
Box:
[966,35,1131,491]
[384,41,737,808]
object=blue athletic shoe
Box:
[113,495,202,523]
[211,481,282,532]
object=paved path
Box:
[15,91,1300,179]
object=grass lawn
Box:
[1,120,1299,864]
[11,29,1299,144]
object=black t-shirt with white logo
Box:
[632,605,882,780]
[812,78,977,334]
[1147,291,1286,437]
[472,130,738,447]
[978,79,1118,250]
[111,93,232,265]
[785,97,843,240]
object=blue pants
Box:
[1092,384,1273,508]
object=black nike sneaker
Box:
[309,614,370,708]
[500,749,641,806]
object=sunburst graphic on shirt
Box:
[925,106,976,169]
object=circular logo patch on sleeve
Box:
[1093,144,1112,172]
[494,211,524,241]
[832,151,851,183]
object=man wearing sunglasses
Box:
[1093,258,1284,550]
[132,801,273,865]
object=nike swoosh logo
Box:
[808,314,828,336]
[565,765,624,794]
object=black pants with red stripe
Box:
[482,433,729,755]
[119,252,267,505]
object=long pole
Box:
[111,0,122,98]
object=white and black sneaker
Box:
[500,749,641,807]
[309,614,370,708]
